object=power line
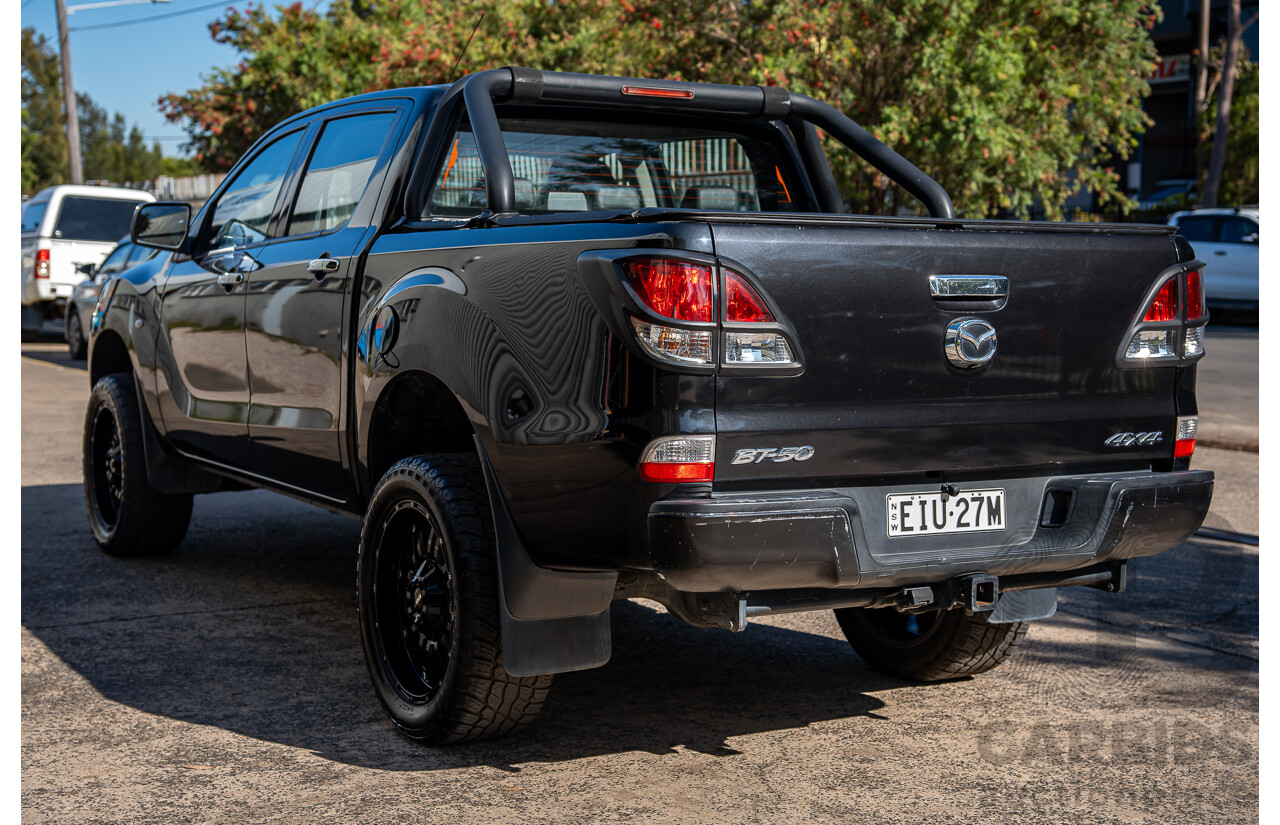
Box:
[68,0,229,32]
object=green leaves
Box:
[161,0,1162,218]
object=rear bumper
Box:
[647,469,1214,592]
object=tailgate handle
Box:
[930,275,1008,299]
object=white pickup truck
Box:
[21,185,154,339]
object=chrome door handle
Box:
[217,271,244,287]
[308,258,340,275]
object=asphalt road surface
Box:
[21,343,1257,824]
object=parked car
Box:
[1137,178,1198,212]
[64,235,160,359]
[1168,207,1258,310]
[87,68,1213,744]
[21,185,154,341]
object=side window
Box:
[287,112,396,236]
[97,244,133,276]
[1174,215,1218,243]
[1219,217,1257,244]
[206,130,304,249]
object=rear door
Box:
[709,220,1184,483]
[240,105,404,501]
[156,127,306,467]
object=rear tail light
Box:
[621,257,798,369]
[725,271,775,323]
[1118,267,1206,366]
[624,259,713,322]
[35,248,50,279]
[638,435,715,482]
[1175,415,1197,458]
[1142,278,1178,322]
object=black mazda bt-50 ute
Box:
[82,68,1212,743]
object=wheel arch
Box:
[89,329,133,386]
[362,369,478,494]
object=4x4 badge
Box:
[1105,431,1164,447]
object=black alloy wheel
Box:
[371,499,456,704]
[357,455,554,744]
[88,403,125,532]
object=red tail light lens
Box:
[1185,269,1207,321]
[725,270,775,323]
[35,248,50,279]
[638,435,715,483]
[1143,278,1178,322]
[624,259,714,322]
[1174,416,1197,458]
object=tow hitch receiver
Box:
[959,574,1000,612]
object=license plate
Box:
[886,489,1006,537]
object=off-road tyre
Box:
[358,455,553,744]
[834,606,1028,681]
[66,311,87,360]
[83,373,193,555]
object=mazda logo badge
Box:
[945,318,997,368]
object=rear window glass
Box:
[21,201,47,234]
[53,196,142,242]
[1174,215,1217,243]
[430,117,805,216]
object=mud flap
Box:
[474,437,616,676]
[987,587,1058,624]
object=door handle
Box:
[1214,250,1228,256]
[217,271,244,288]
[308,258,341,277]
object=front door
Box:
[156,128,305,467]
[242,109,402,501]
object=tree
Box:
[22,25,179,193]
[1201,0,1258,208]
[161,0,1163,218]
[1199,55,1258,206]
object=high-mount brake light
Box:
[725,270,775,323]
[1175,416,1198,458]
[35,248,50,280]
[638,435,715,483]
[620,85,694,99]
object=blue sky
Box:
[21,0,325,157]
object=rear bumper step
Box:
[647,469,1213,592]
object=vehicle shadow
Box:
[23,483,901,772]
[22,482,1257,772]
[20,344,86,371]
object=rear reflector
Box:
[725,270,775,323]
[1125,329,1176,360]
[35,248,50,279]
[1143,278,1179,322]
[621,85,694,99]
[1185,269,1207,321]
[1174,416,1197,458]
[631,318,713,365]
[624,259,714,322]
[639,435,715,482]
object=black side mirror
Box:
[75,262,97,276]
[132,201,192,251]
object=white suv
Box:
[1168,207,1259,310]
[21,185,155,338]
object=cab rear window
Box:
[430,116,806,217]
[53,196,143,242]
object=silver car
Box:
[64,236,158,359]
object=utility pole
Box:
[1194,0,1210,117]
[55,0,83,184]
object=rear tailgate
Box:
[709,217,1186,483]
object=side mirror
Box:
[1242,233,1258,245]
[75,262,97,277]
[132,201,191,251]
